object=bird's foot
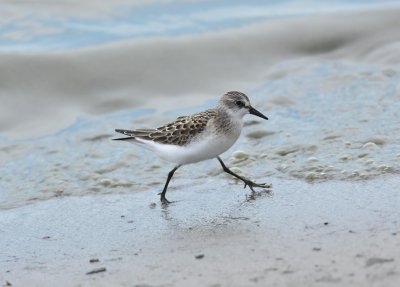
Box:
[243,180,272,192]
[160,197,171,205]
[159,193,172,205]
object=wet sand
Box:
[1,176,399,286]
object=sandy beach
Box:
[2,176,399,286]
[1,2,400,286]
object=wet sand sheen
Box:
[1,176,399,286]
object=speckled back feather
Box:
[115,109,218,146]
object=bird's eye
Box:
[235,100,244,107]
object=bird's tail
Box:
[113,128,155,142]
[113,129,136,141]
[113,137,132,141]
[113,129,155,152]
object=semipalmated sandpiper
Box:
[114,91,271,204]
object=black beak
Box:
[249,107,268,120]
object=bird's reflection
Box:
[158,188,273,224]
[244,189,273,202]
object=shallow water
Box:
[1,3,400,210]
[1,0,399,52]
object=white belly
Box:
[149,129,241,165]
[131,116,243,165]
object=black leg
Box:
[159,165,180,204]
[217,156,271,191]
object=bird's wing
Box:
[114,109,218,146]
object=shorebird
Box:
[114,91,271,204]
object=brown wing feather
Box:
[149,109,217,146]
[115,109,218,146]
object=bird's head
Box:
[219,91,268,120]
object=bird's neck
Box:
[215,108,243,135]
